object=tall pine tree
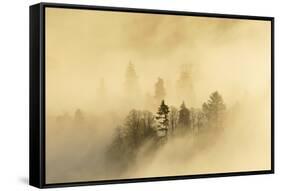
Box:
[155,100,169,137]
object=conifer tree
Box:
[155,100,170,133]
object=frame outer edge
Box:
[31,2,275,188]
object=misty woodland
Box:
[48,62,227,182]
[46,8,271,183]
[106,63,226,176]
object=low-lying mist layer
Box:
[46,90,270,183]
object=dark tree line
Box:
[106,91,226,174]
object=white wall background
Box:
[0,0,279,190]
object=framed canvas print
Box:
[29,2,274,188]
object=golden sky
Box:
[46,7,271,114]
[45,7,271,183]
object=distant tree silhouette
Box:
[124,61,140,97]
[154,78,166,102]
[169,106,179,135]
[202,91,226,129]
[178,102,191,130]
[74,109,84,123]
[177,64,193,102]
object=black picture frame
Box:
[30,2,275,189]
